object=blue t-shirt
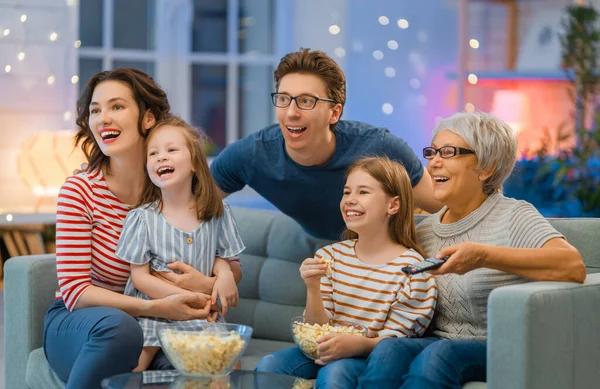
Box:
[210,120,424,240]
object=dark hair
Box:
[136,116,224,222]
[342,156,426,258]
[74,68,171,173]
[274,48,346,128]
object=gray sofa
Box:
[4,207,600,389]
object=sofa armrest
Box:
[487,273,600,389]
[4,254,58,389]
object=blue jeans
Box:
[43,299,173,389]
[357,337,487,389]
[255,347,367,389]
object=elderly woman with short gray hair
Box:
[354,112,586,389]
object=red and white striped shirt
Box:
[55,168,132,310]
[316,240,437,338]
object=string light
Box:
[334,48,346,58]
[74,40,81,48]
[5,65,11,73]
[71,75,79,84]
[18,52,25,61]
[372,50,384,60]
[378,16,389,25]
[329,25,341,35]
[47,75,56,85]
[397,19,409,29]
[20,14,27,23]
[63,111,72,121]
[409,78,421,89]
[465,103,475,112]
[469,39,480,49]
[468,74,478,84]
[384,67,396,78]
[382,103,394,115]
[49,32,58,41]
[3,29,10,36]
[387,40,398,50]
[6,214,13,222]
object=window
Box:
[77,0,282,155]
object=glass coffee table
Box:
[101,370,314,389]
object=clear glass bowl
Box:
[291,316,367,360]
[158,322,253,378]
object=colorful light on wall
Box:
[491,90,531,134]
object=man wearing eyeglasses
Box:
[210,48,442,240]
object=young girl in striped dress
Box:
[256,156,437,387]
[116,116,245,372]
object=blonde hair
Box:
[342,157,426,257]
[136,116,223,221]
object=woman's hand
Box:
[211,270,238,316]
[300,258,327,290]
[314,334,366,365]
[152,261,216,294]
[429,242,487,275]
[153,293,213,321]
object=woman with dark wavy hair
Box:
[42,69,237,389]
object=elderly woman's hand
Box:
[428,242,487,275]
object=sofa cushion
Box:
[227,208,334,343]
[26,348,65,389]
[547,218,600,272]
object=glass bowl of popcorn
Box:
[158,322,252,378]
[291,316,367,360]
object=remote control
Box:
[401,256,450,275]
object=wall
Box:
[0,0,78,213]
[0,0,593,213]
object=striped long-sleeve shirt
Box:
[55,168,132,310]
[316,240,437,338]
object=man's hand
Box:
[152,261,216,294]
[314,334,366,365]
[211,269,239,316]
[299,258,327,290]
[428,242,487,275]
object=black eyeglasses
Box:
[423,146,475,159]
[271,93,337,110]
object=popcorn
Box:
[321,258,333,277]
[292,377,315,389]
[160,330,246,376]
[292,321,365,360]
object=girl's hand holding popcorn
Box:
[315,334,367,365]
[299,258,327,290]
